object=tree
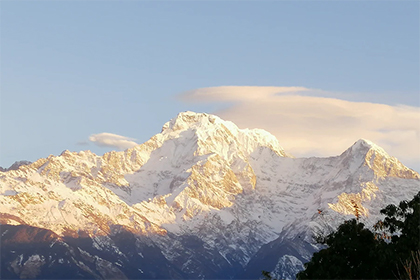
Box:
[297,219,387,279]
[378,191,420,279]
[297,191,420,279]
[261,270,276,280]
[398,250,420,280]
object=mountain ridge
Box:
[1,111,419,279]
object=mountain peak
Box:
[343,139,419,179]
[342,139,389,160]
[160,111,289,158]
[352,139,387,154]
[354,138,374,147]
[161,111,238,133]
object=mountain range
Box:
[1,111,419,279]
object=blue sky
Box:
[1,1,419,170]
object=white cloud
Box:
[181,86,312,102]
[89,133,138,150]
[180,86,420,170]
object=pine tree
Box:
[350,199,360,222]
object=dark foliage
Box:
[261,270,276,280]
[379,191,420,279]
[296,191,420,279]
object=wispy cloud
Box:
[89,133,138,150]
[180,86,420,169]
[76,141,90,146]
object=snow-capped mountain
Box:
[1,111,419,279]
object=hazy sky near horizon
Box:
[1,1,419,170]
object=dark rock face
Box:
[1,224,246,279]
[1,224,95,279]
[0,225,183,279]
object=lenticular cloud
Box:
[89,132,138,150]
[180,86,420,170]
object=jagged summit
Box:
[159,111,289,158]
[162,111,237,132]
[348,138,388,155]
[339,139,418,179]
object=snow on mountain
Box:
[0,111,419,279]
